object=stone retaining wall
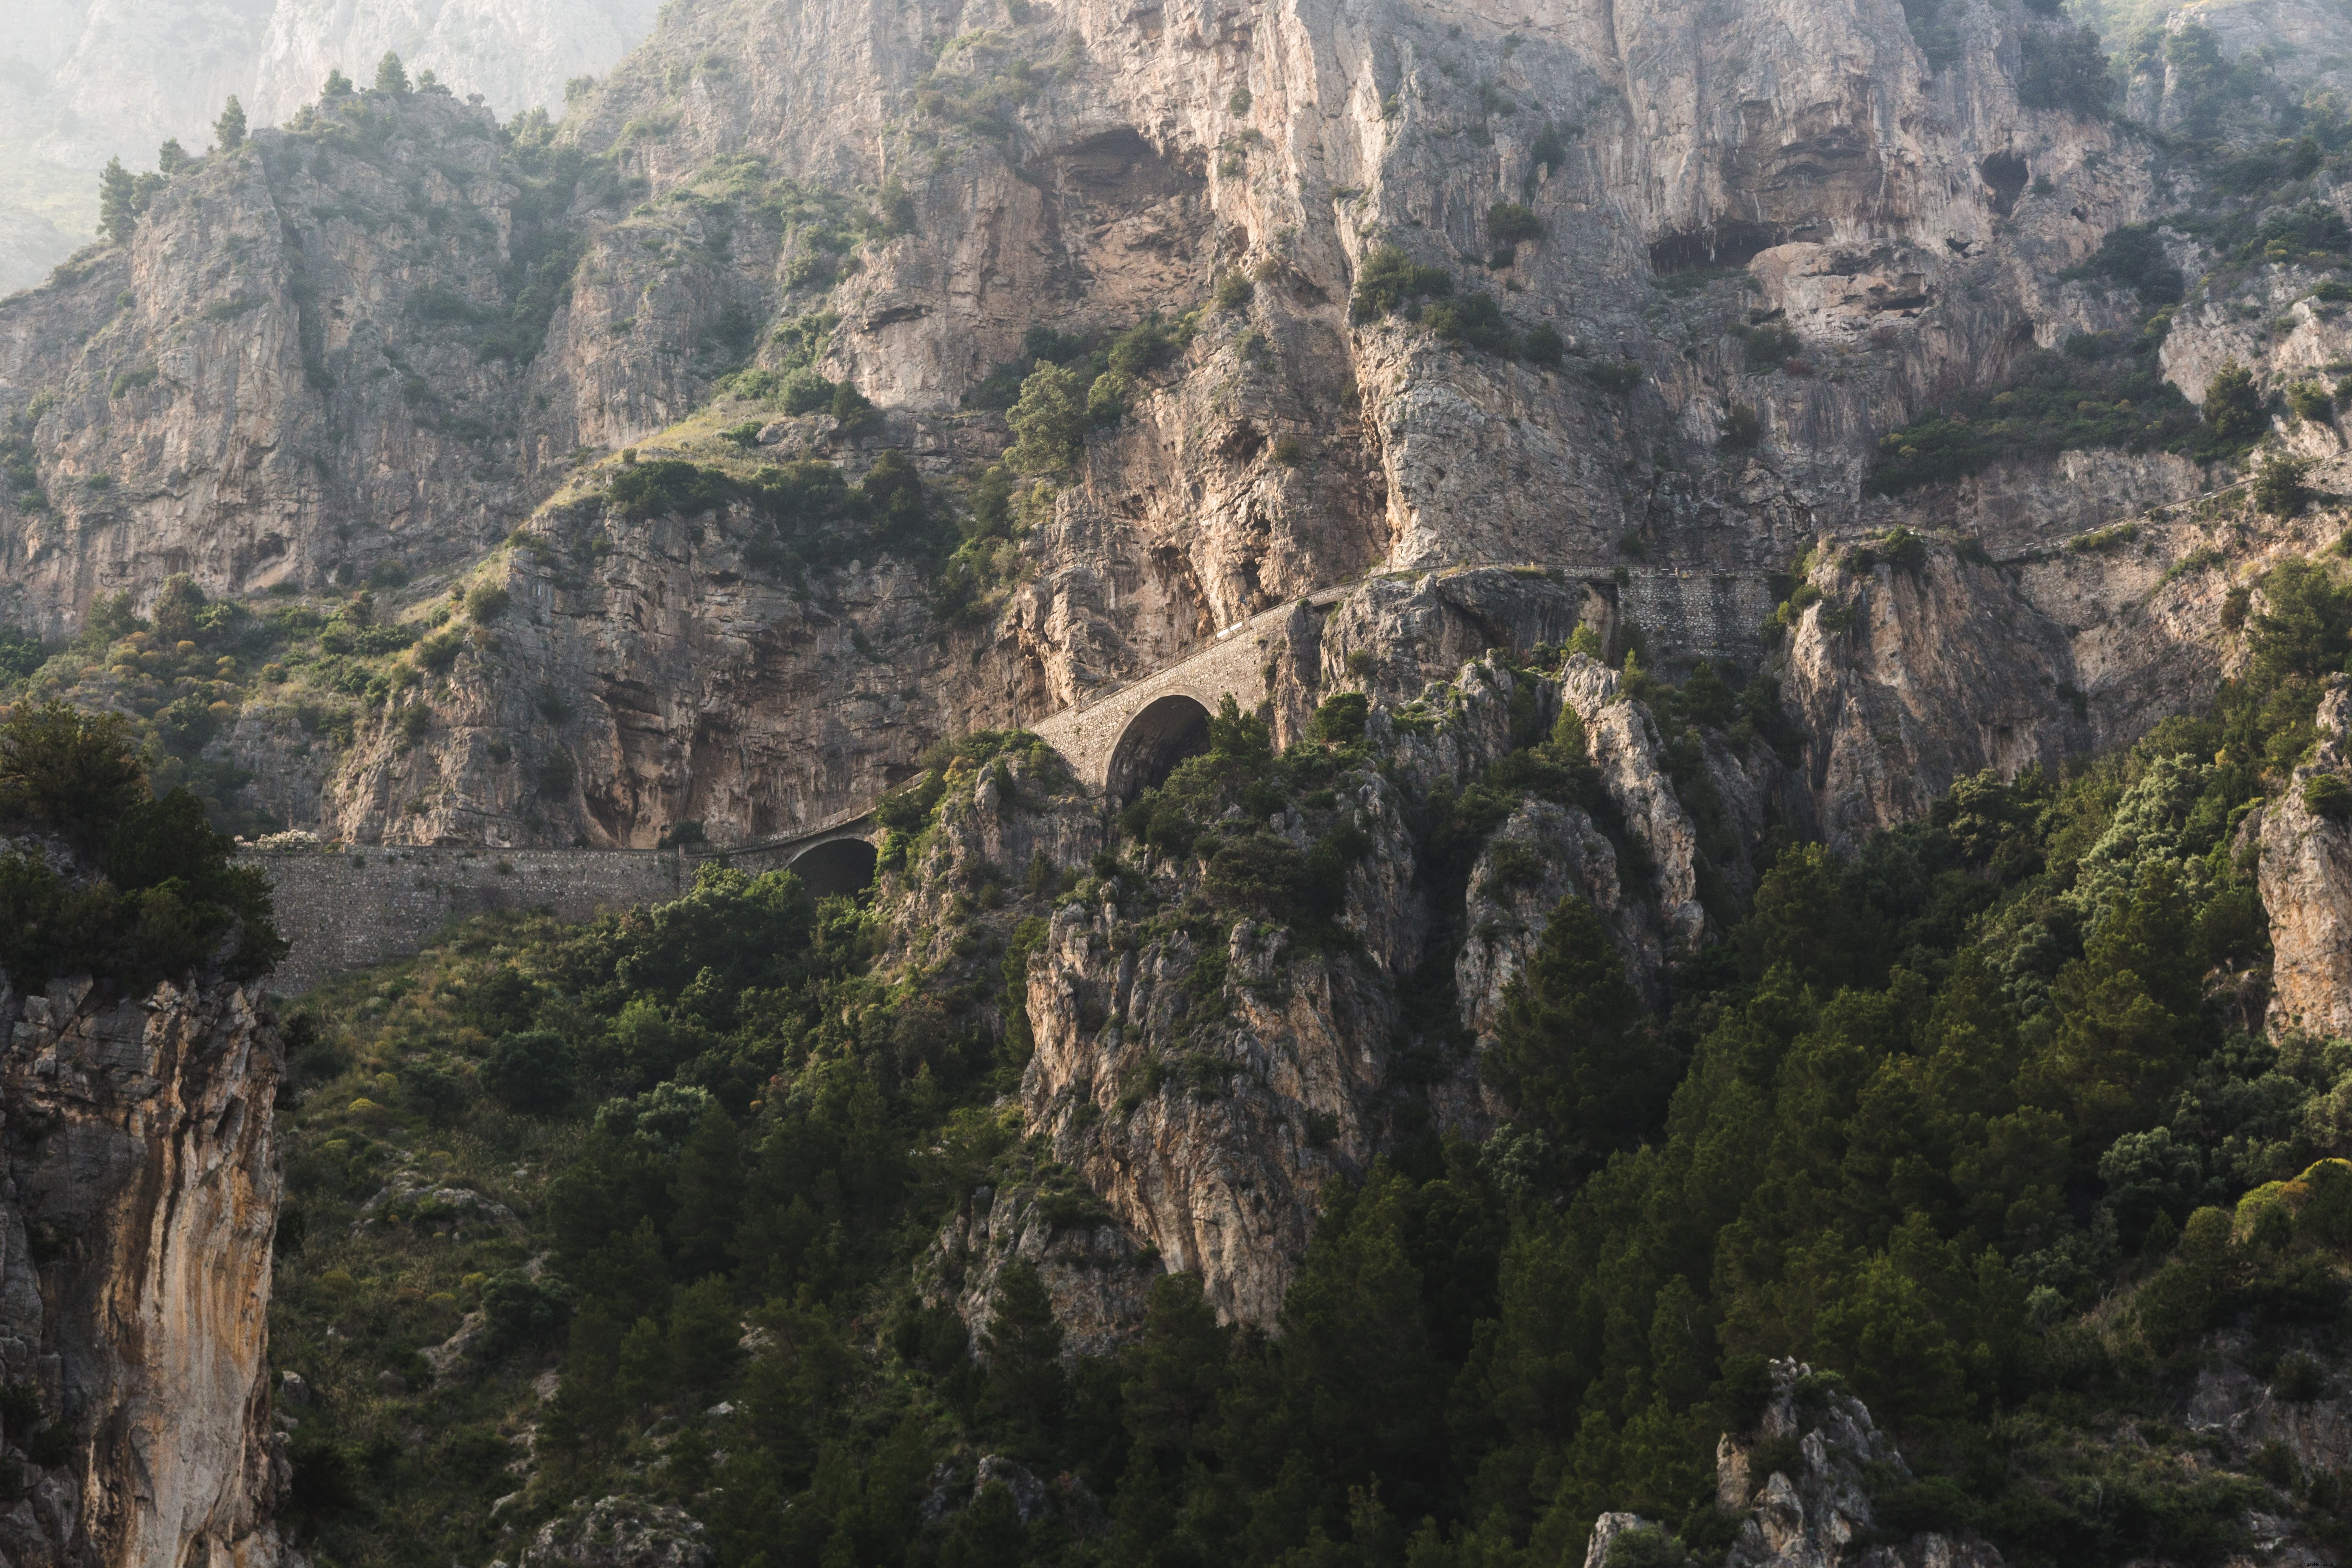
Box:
[255,845,695,994]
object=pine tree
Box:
[214,97,246,153]
[667,1103,743,1279]
[155,139,186,176]
[2202,359,2266,446]
[97,158,137,244]
[1487,895,1667,1156]
[980,1263,1066,1440]
[322,68,353,100]
[375,52,410,94]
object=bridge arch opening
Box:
[788,838,879,900]
[1108,694,1213,803]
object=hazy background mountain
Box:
[0,0,658,295]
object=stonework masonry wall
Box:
[257,846,695,994]
[253,815,887,993]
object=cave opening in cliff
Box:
[788,838,880,900]
[1109,694,1214,803]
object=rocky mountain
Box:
[17,0,2352,1559]
[0,971,287,1568]
[0,814,287,1568]
[0,0,658,296]
[1,0,2341,855]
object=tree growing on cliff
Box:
[97,159,138,244]
[0,702,144,838]
[2255,452,2312,516]
[322,68,353,100]
[2201,360,2266,450]
[1004,362,1087,477]
[2017,25,2113,117]
[156,138,188,176]
[1487,896,1669,1162]
[213,96,246,152]
[375,52,411,94]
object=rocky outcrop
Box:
[1025,898,1403,1328]
[2263,679,2352,1038]
[1016,649,1775,1326]
[1592,1359,2002,1568]
[1456,798,1633,1042]
[918,1181,1158,1361]
[520,1495,711,1568]
[0,972,285,1568]
[0,0,661,294]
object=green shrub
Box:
[481,1029,575,1113]
[1742,322,1801,370]
[1588,359,1642,392]
[1487,201,1543,246]
[2254,453,2310,517]
[1425,292,1514,354]
[0,703,144,839]
[2203,361,2266,450]
[1722,402,1761,451]
[2017,24,2113,116]
[1311,692,1368,744]
[1005,363,1087,477]
[2061,222,2183,305]
[1351,246,1452,320]
[2303,773,2352,821]
[609,459,742,521]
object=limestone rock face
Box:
[2263,679,2352,1038]
[1024,898,1402,1327]
[1016,650,1775,1326]
[919,1182,1158,1362]
[522,1495,713,1568]
[1455,798,1630,1047]
[0,971,285,1568]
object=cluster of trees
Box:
[1350,247,1566,365]
[96,93,256,244]
[0,702,283,988]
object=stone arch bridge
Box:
[259,561,1775,990]
[1029,586,1348,801]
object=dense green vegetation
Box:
[258,549,2352,1568]
[600,449,948,582]
[0,702,283,989]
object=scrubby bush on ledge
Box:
[0,701,286,988]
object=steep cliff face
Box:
[2265,679,2352,1038]
[1011,642,1786,1323]
[0,0,2287,859]
[0,970,284,1568]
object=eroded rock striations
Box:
[0,969,285,1568]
